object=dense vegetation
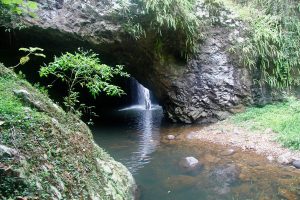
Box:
[224,0,300,88]
[232,97,300,150]
[40,49,129,115]
[119,0,300,89]
[221,0,300,150]
[119,0,201,59]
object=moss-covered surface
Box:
[0,64,136,199]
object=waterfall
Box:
[137,82,152,110]
[130,78,152,110]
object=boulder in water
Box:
[179,157,203,175]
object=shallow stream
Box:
[92,106,300,200]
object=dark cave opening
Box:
[0,27,160,122]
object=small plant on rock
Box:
[39,49,129,115]
[11,47,46,69]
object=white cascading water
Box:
[133,79,152,110]
[119,78,156,111]
[137,82,152,110]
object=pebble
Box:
[167,135,175,140]
[180,157,199,168]
[267,156,274,162]
[221,149,236,156]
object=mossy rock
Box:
[0,64,136,199]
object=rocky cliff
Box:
[0,64,136,199]
[6,0,269,123]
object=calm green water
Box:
[92,106,300,200]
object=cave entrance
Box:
[0,27,162,121]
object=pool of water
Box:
[92,106,300,200]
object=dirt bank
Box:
[177,120,300,167]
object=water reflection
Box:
[93,108,300,200]
[93,106,163,174]
[125,108,160,173]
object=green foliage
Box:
[204,0,224,25]
[33,82,49,96]
[0,0,38,28]
[232,97,300,150]
[0,0,37,15]
[225,0,300,88]
[11,47,45,69]
[40,49,129,114]
[0,71,44,199]
[119,0,201,59]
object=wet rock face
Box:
[20,0,126,54]
[16,0,259,123]
[149,28,251,123]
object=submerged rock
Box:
[179,157,200,168]
[179,157,203,175]
[167,135,176,140]
[210,164,240,195]
[210,164,240,185]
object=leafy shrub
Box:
[40,49,129,114]
[11,47,46,69]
